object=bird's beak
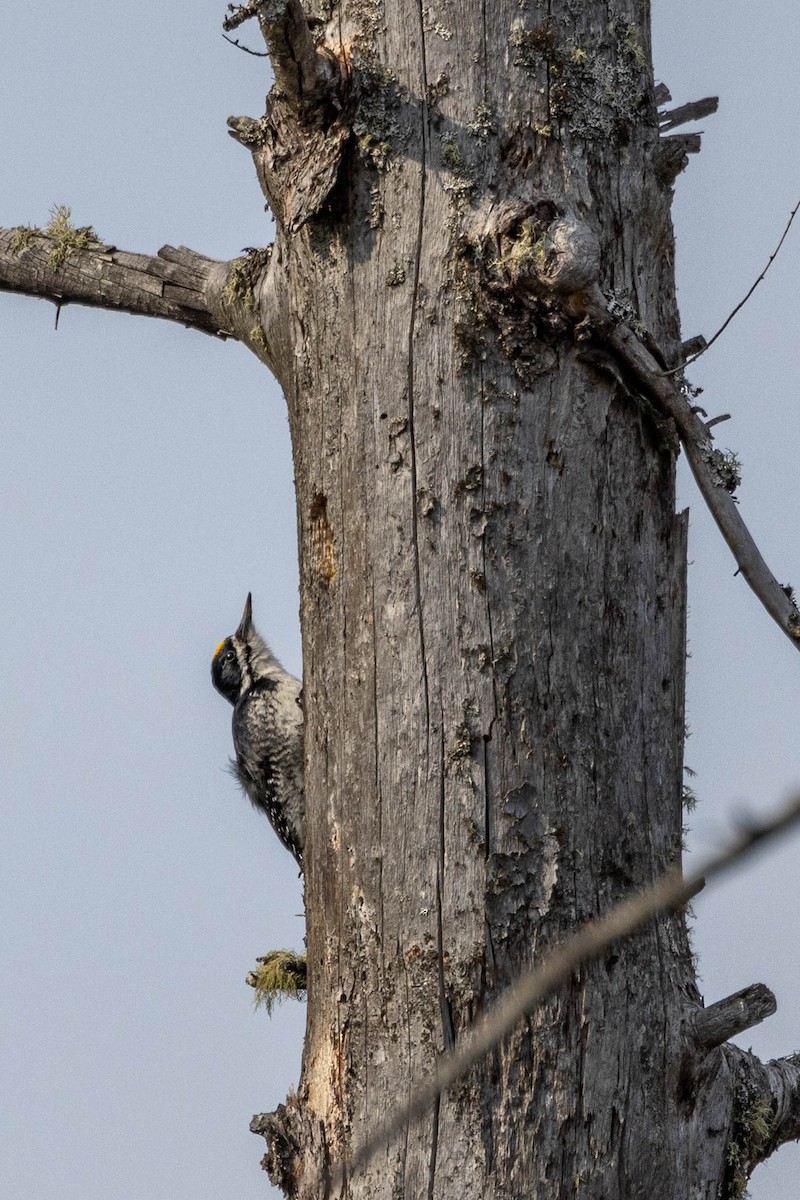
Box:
[236,592,253,638]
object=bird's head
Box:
[211,593,258,704]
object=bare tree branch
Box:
[335,793,800,1184]
[573,282,800,650]
[0,226,231,339]
[725,1045,800,1174]
[0,226,286,370]
[223,1,350,230]
[222,1,262,32]
[658,96,719,132]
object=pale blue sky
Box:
[2,3,799,1197]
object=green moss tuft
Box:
[223,258,257,311]
[249,324,269,352]
[9,224,43,255]
[44,206,99,271]
[441,135,465,172]
[247,951,307,1015]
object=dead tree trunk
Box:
[240,1,800,1195]
[4,1,800,1197]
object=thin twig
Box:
[335,793,800,1184]
[222,31,268,56]
[665,198,800,374]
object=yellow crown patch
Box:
[213,639,227,659]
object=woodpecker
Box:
[211,594,304,869]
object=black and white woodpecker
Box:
[211,594,304,869]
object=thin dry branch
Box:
[577,285,800,651]
[336,793,800,1184]
[511,213,800,648]
[222,31,269,56]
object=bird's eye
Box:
[225,650,236,663]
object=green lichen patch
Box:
[466,104,495,143]
[723,1086,774,1200]
[247,951,307,1015]
[440,135,476,215]
[441,134,465,172]
[348,0,384,55]
[353,63,400,171]
[510,17,647,141]
[9,224,43,255]
[223,257,257,311]
[707,447,742,494]
[45,205,99,272]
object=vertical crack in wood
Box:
[370,578,384,950]
[427,1095,441,1200]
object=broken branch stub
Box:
[225,0,351,232]
[693,984,778,1050]
[255,0,343,116]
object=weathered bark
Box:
[693,984,777,1051]
[228,1,800,1197]
[4,1,800,1197]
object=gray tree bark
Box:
[3,2,800,1198]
